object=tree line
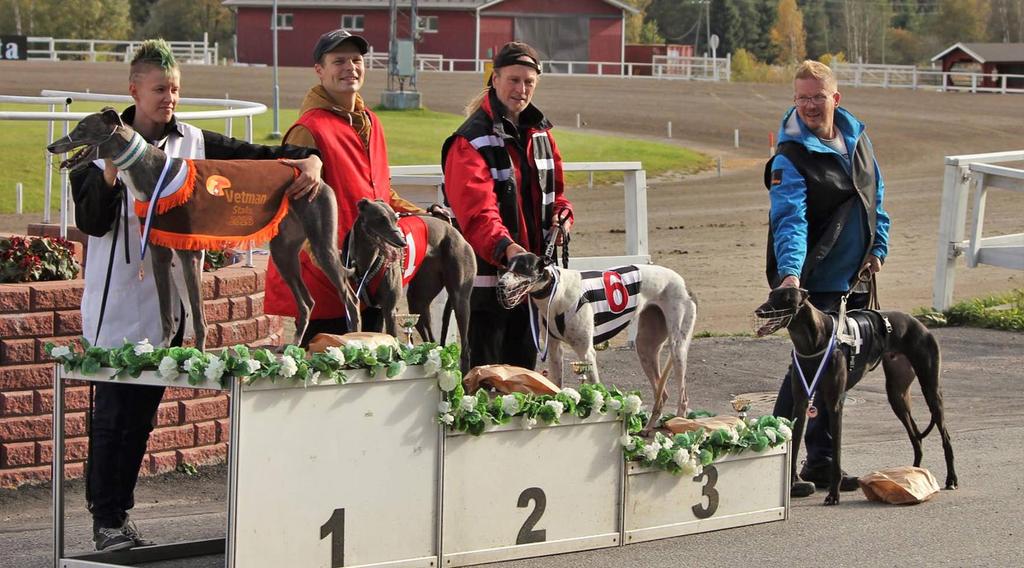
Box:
[626,0,1024,65]
[0,0,233,56]
[3,0,1021,67]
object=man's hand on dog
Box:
[281,155,324,202]
[503,243,527,268]
[427,203,454,224]
[780,274,800,288]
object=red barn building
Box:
[931,42,1024,90]
[223,0,638,70]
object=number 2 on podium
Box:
[516,487,547,544]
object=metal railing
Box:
[362,50,730,80]
[390,162,650,270]
[26,34,219,64]
[933,150,1024,310]
[833,63,1024,94]
[390,162,649,343]
[0,91,266,237]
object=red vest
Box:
[265,108,393,319]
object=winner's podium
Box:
[51,353,790,568]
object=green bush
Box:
[916,289,1024,332]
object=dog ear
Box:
[796,287,809,305]
[357,198,370,211]
[100,108,123,127]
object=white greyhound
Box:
[499,252,697,431]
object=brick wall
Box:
[0,259,283,488]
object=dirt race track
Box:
[3,61,1022,332]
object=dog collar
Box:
[529,276,557,300]
[112,131,147,170]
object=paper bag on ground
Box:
[859,466,940,505]
[663,416,745,434]
[307,332,399,352]
[463,365,560,396]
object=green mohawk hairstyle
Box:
[129,39,178,79]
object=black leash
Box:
[542,209,571,268]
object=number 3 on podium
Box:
[692,466,719,519]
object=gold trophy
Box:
[396,313,420,349]
[569,360,593,384]
[730,396,752,421]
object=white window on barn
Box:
[273,13,293,30]
[417,15,438,34]
[342,14,364,31]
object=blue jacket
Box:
[768,106,890,292]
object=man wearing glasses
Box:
[764,60,891,498]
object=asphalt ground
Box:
[1,327,1021,568]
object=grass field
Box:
[0,104,709,214]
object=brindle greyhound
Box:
[754,286,957,505]
[48,108,360,348]
[349,199,475,371]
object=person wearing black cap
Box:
[265,29,431,342]
[441,41,574,369]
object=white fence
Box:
[833,62,1024,94]
[0,91,265,236]
[390,163,649,270]
[26,34,218,64]
[652,54,731,81]
[933,150,1024,310]
[363,49,730,80]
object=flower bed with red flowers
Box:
[0,236,79,283]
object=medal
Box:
[807,405,818,418]
[138,266,145,281]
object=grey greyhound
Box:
[48,108,360,348]
[349,199,475,371]
[754,286,957,505]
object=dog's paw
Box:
[945,475,959,490]
[823,493,840,506]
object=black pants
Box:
[87,305,185,529]
[468,288,537,369]
[772,291,869,467]
[300,307,384,347]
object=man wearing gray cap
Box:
[265,29,426,342]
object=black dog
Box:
[755,286,957,505]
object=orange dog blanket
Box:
[133,159,296,250]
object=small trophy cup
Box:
[569,360,593,384]
[730,397,752,421]
[396,313,420,349]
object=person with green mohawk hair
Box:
[70,38,326,552]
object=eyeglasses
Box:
[794,94,830,106]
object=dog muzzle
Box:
[496,272,536,309]
[752,307,795,337]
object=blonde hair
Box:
[794,60,837,92]
[464,88,489,116]
[129,39,178,83]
